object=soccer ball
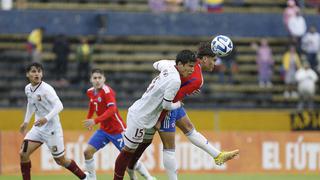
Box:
[211,35,233,57]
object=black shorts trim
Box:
[124,134,140,144]
[163,98,172,102]
[52,150,65,157]
[24,139,43,144]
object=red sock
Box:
[114,150,134,180]
[127,142,151,169]
[66,160,86,179]
[20,161,31,180]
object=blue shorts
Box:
[159,107,186,132]
[88,129,124,151]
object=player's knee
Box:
[178,120,194,134]
[19,151,29,161]
[163,142,175,149]
[19,140,29,161]
[84,149,94,159]
[54,156,66,166]
[123,145,136,153]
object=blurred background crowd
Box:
[0,0,319,116]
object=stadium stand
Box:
[14,0,319,14]
[0,34,319,108]
[1,0,319,109]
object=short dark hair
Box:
[176,50,196,65]
[91,68,105,75]
[197,42,215,59]
[26,62,43,72]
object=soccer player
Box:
[19,62,87,180]
[113,50,197,180]
[82,69,155,180]
[127,42,239,180]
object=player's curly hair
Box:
[197,42,215,59]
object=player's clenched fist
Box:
[19,122,28,135]
[83,119,95,130]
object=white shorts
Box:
[24,126,65,158]
[123,113,145,149]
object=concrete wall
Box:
[0,109,292,131]
[1,10,319,37]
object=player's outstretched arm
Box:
[163,77,181,110]
[44,86,64,121]
[162,100,181,110]
[19,122,28,135]
[20,102,34,135]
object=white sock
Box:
[186,129,221,158]
[85,158,96,179]
[134,160,153,180]
[163,149,178,180]
[126,168,137,180]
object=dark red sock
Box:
[114,150,134,180]
[127,142,151,169]
[20,161,31,180]
[65,160,86,179]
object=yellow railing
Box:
[0,109,292,131]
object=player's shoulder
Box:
[87,87,94,93]
[41,81,55,90]
[25,83,31,90]
[25,83,32,93]
[102,85,112,94]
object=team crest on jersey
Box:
[98,97,102,102]
[163,69,168,77]
[37,94,41,101]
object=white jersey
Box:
[24,81,63,132]
[128,65,181,129]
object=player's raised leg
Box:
[54,155,87,179]
[127,128,157,180]
[114,117,145,180]
[176,115,239,165]
[48,129,87,179]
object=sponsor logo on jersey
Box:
[98,97,102,102]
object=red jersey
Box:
[158,60,203,121]
[86,85,126,134]
[174,60,203,102]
